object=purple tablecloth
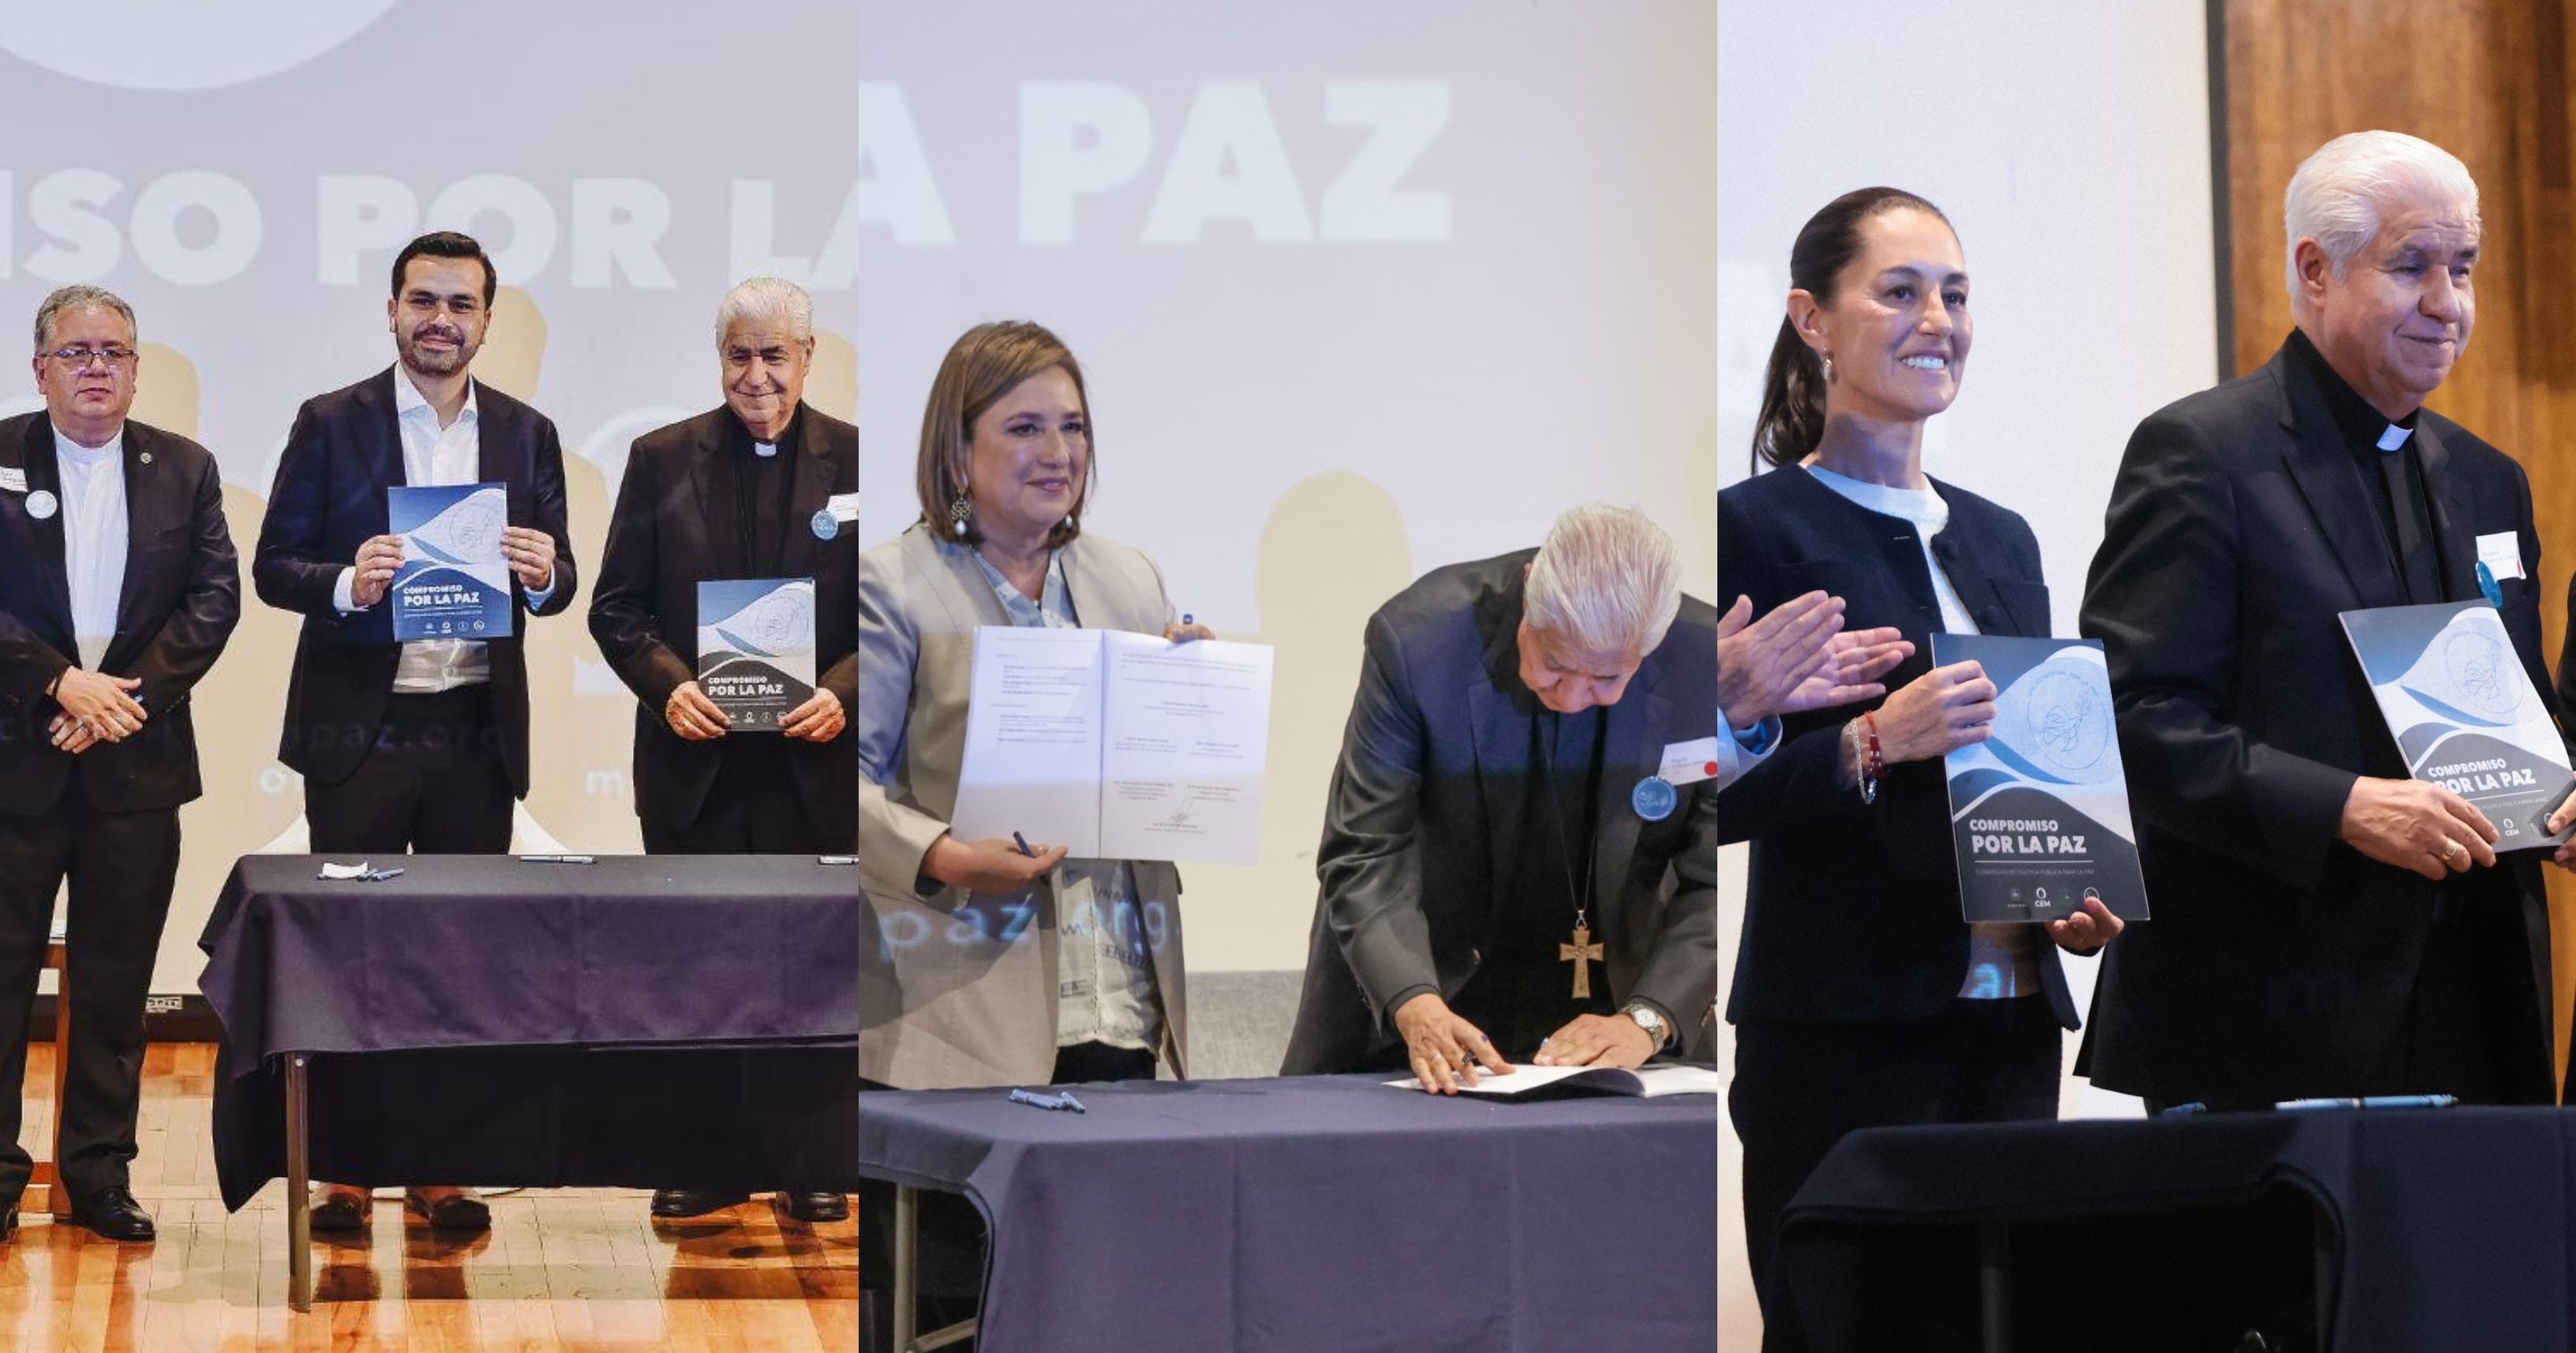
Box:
[859,1074,1718,1353]
[199,854,858,1208]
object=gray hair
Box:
[1523,504,1683,660]
[714,276,814,347]
[33,285,137,352]
[2282,131,2481,297]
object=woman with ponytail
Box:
[1718,189,2123,1347]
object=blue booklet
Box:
[1931,633,2151,923]
[697,578,817,733]
[388,482,512,641]
[2339,601,2574,850]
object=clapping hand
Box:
[1784,625,1912,713]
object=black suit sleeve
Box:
[589,437,695,709]
[1712,489,1945,875]
[523,415,578,617]
[124,450,240,714]
[2080,407,2356,890]
[0,608,74,713]
[1632,777,1718,1035]
[1314,608,1439,1028]
[253,400,351,620]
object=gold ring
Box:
[2443,840,2467,866]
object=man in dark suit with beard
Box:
[253,230,576,1232]
[0,286,239,1242]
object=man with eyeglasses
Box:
[0,286,242,1242]
[253,230,576,1235]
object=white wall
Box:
[1716,0,2220,1336]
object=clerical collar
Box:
[2286,327,2417,453]
[732,406,800,459]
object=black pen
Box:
[1013,831,1035,858]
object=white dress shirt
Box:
[53,425,128,673]
[334,369,552,691]
[1713,706,1777,792]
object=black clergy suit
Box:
[253,368,576,836]
[1279,549,1720,1075]
[1717,464,2072,1347]
[589,404,856,853]
[0,412,238,1207]
[2079,332,2562,1111]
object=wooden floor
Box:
[4,1043,857,1353]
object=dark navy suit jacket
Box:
[1718,464,2080,1030]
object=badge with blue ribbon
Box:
[2477,559,2503,609]
[1632,774,1677,822]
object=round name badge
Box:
[2477,559,2503,609]
[25,489,58,521]
[1632,774,1677,822]
[812,508,841,541]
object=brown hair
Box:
[1751,187,1951,469]
[915,320,1094,549]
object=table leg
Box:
[2313,1206,2335,1346]
[891,1185,981,1353]
[893,1186,916,1351]
[1979,1220,2010,1353]
[286,1053,311,1314]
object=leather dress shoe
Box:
[0,1202,17,1241]
[783,1191,848,1223]
[69,1186,154,1242]
[406,1189,490,1233]
[310,1190,372,1233]
[651,1189,748,1219]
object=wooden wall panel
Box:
[2226,0,2576,1083]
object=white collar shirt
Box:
[388,367,490,691]
[51,423,129,673]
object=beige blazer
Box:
[857,523,1189,1087]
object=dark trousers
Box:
[859,1043,1158,1352]
[643,736,848,855]
[645,735,846,1202]
[2356,890,2554,1105]
[0,789,179,1204]
[306,688,513,854]
[1730,996,2062,1353]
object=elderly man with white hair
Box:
[2080,130,2575,1112]
[591,276,858,1222]
[1281,504,1719,1090]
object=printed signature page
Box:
[1098,632,1275,864]
[950,626,1108,857]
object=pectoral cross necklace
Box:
[1541,710,1603,1001]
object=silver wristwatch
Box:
[1621,1002,1669,1051]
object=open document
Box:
[2341,600,2575,850]
[949,626,1275,864]
[1383,1063,1724,1098]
